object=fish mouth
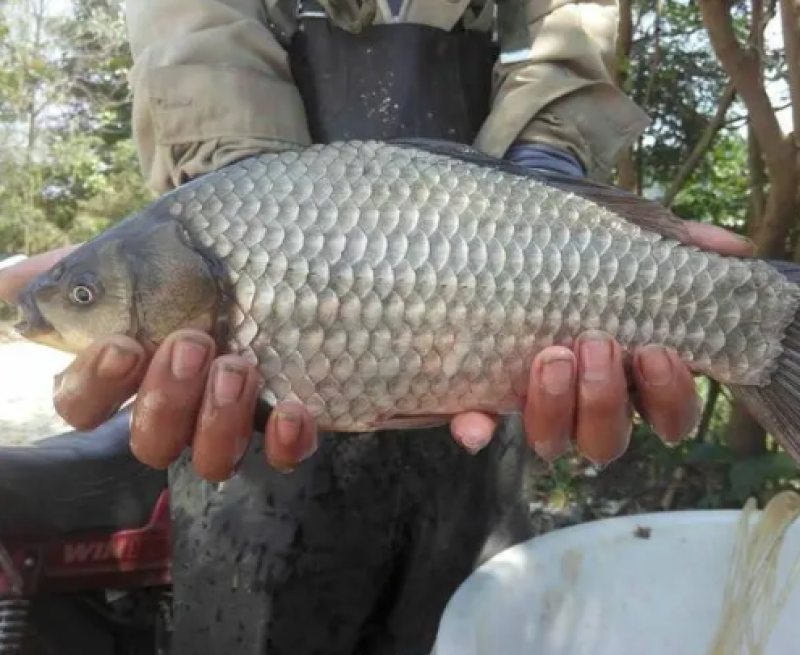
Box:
[13,285,58,342]
[13,282,79,354]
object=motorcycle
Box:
[0,409,173,654]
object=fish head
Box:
[14,212,222,354]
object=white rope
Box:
[706,491,800,655]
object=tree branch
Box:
[722,100,793,128]
[697,0,786,167]
[699,0,798,259]
[663,81,737,207]
[640,0,663,111]
[778,0,800,148]
[695,379,721,444]
[749,126,767,237]
[751,0,765,41]
[615,0,633,89]
[614,0,638,192]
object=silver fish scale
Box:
[170,141,800,431]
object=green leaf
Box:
[685,442,736,464]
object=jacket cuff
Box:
[505,143,586,178]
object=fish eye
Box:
[68,274,102,306]
[70,285,95,305]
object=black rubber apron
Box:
[287,9,497,143]
[167,8,536,655]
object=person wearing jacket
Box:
[0,1,753,653]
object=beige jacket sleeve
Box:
[472,0,651,179]
[125,0,311,195]
[398,0,650,178]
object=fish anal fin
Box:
[389,137,692,244]
[371,414,452,431]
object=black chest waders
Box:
[287,1,497,144]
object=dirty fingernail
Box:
[579,331,612,383]
[106,403,123,421]
[736,234,756,249]
[275,408,303,446]
[171,337,209,380]
[580,426,632,467]
[235,433,252,465]
[541,355,574,396]
[212,364,246,405]
[639,345,674,387]
[97,343,140,380]
[300,432,319,462]
[534,438,572,463]
[681,396,703,437]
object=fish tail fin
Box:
[728,260,800,464]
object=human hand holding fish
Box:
[0,252,714,478]
[1,247,706,477]
[0,141,769,482]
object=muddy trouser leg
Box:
[167,417,535,655]
[354,416,537,655]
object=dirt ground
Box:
[0,321,72,446]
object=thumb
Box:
[683,222,755,258]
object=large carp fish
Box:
[13,139,800,463]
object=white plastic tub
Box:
[432,511,800,655]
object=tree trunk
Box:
[779,0,800,165]
[21,0,47,255]
[748,128,766,237]
[614,0,638,192]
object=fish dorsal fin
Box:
[388,138,691,244]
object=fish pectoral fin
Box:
[389,137,692,245]
[372,414,453,431]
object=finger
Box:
[450,412,498,454]
[575,331,632,465]
[632,345,701,444]
[130,330,216,469]
[523,347,576,462]
[684,222,755,257]
[0,245,79,303]
[191,356,261,482]
[264,402,318,473]
[53,335,149,430]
